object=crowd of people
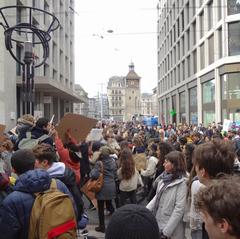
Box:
[0,114,239,239]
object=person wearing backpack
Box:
[33,143,88,230]
[0,149,77,239]
[17,117,53,150]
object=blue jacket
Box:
[0,169,72,239]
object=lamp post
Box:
[0,5,60,115]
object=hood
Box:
[47,162,65,177]
[14,169,51,193]
[16,123,32,135]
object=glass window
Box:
[202,79,215,125]
[218,27,223,58]
[200,43,205,69]
[221,73,240,121]
[193,50,197,74]
[192,21,196,46]
[189,87,198,124]
[208,34,214,64]
[218,0,222,20]
[179,92,186,123]
[203,79,215,104]
[187,56,191,77]
[172,95,177,123]
[228,0,240,15]
[208,0,213,30]
[228,21,240,56]
[199,11,204,39]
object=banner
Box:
[56,113,97,143]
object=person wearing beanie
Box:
[89,145,117,233]
[105,204,159,239]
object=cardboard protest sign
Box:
[56,113,97,143]
[223,119,232,132]
[86,128,103,142]
[0,124,6,143]
[133,153,147,171]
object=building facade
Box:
[74,84,89,116]
[157,0,240,126]
[141,93,154,116]
[107,76,126,121]
[107,63,141,121]
[0,0,81,129]
[88,97,98,119]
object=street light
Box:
[0,5,60,115]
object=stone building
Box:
[107,62,141,121]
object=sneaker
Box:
[95,226,105,233]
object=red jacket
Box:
[55,136,81,185]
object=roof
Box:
[126,70,141,80]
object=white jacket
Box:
[141,156,158,177]
[117,168,139,192]
[147,177,187,239]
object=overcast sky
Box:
[74,0,158,97]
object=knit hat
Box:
[99,145,115,157]
[105,204,159,239]
[17,114,35,126]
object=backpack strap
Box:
[38,134,50,143]
[99,161,103,173]
[26,131,32,139]
[50,179,57,190]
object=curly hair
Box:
[119,148,135,180]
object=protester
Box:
[117,148,139,206]
[105,204,159,239]
[147,151,187,239]
[53,129,81,185]
[191,140,236,239]
[0,149,75,239]
[13,114,35,149]
[195,176,240,239]
[33,143,85,228]
[29,117,53,146]
[89,145,117,233]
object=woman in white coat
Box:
[147,151,187,239]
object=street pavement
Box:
[78,191,147,238]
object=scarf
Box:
[152,171,174,216]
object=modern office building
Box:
[0,0,81,129]
[157,0,240,126]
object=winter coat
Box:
[79,142,91,178]
[0,169,73,239]
[90,157,117,200]
[147,177,187,239]
[47,162,84,220]
[55,136,81,184]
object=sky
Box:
[74,0,158,97]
